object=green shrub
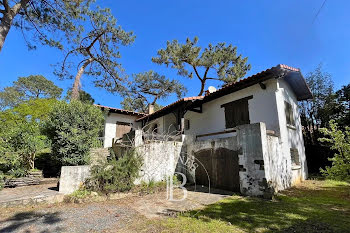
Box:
[319,120,350,181]
[86,149,143,193]
[64,189,94,203]
[8,168,28,178]
[137,179,167,194]
[44,100,104,166]
[135,175,180,195]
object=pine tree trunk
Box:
[0,13,14,52]
[71,58,93,100]
[198,80,206,96]
[0,0,29,52]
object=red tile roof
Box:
[98,64,311,122]
[94,104,147,116]
[209,64,300,96]
[136,96,204,121]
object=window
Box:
[290,148,300,166]
[221,96,252,128]
[284,101,295,126]
[115,122,132,139]
[185,119,190,130]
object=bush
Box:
[86,149,143,193]
[64,189,93,203]
[319,120,350,181]
[44,100,104,166]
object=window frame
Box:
[221,96,253,129]
[290,148,300,167]
[284,101,295,127]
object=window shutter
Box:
[185,119,190,130]
[222,96,252,128]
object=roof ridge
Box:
[94,104,147,115]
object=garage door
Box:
[194,148,240,192]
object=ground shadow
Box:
[0,211,63,233]
[181,181,350,232]
[186,185,236,196]
[48,186,59,191]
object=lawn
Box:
[144,180,350,233]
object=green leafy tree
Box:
[0,75,62,109]
[121,71,186,113]
[0,98,57,172]
[44,100,104,166]
[56,7,135,100]
[334,84,350,127]
[7,122,47,170]
[319,120,350,181]
[0,0,93,52]
[152,37,251,96]
[299,64,334,144]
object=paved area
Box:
[0,183,63,207]
[0,186,232,232]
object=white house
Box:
[96,64,312,196]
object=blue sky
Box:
[0,0,349,108]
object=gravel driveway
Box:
[0,187,231,232]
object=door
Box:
[194,149,213,187]
[115,122,132,139]
[194,148,240,192]
[214,148,240,192]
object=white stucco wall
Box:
[184,79,280,138]
[275,79,308,184]
[103,113,141,148]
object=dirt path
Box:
[0,187,231,232]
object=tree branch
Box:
[205,77,220,81]
[192,65,203,81]
[203,67,210,80]
[3,0,9,13]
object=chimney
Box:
[148,104,154,114]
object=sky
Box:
[0,0,350,109]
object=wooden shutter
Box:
[222,96,252,128]
[116,122,132,139]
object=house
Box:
[96,64,312,197]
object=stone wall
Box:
[135,140,183,184]
[59,166,91,194]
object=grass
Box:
[0,179,349,232]
[150,180,350,233]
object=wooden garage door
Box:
[116,122,132,139]
[194,148,240,192]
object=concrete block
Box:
[59,166,91,194]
